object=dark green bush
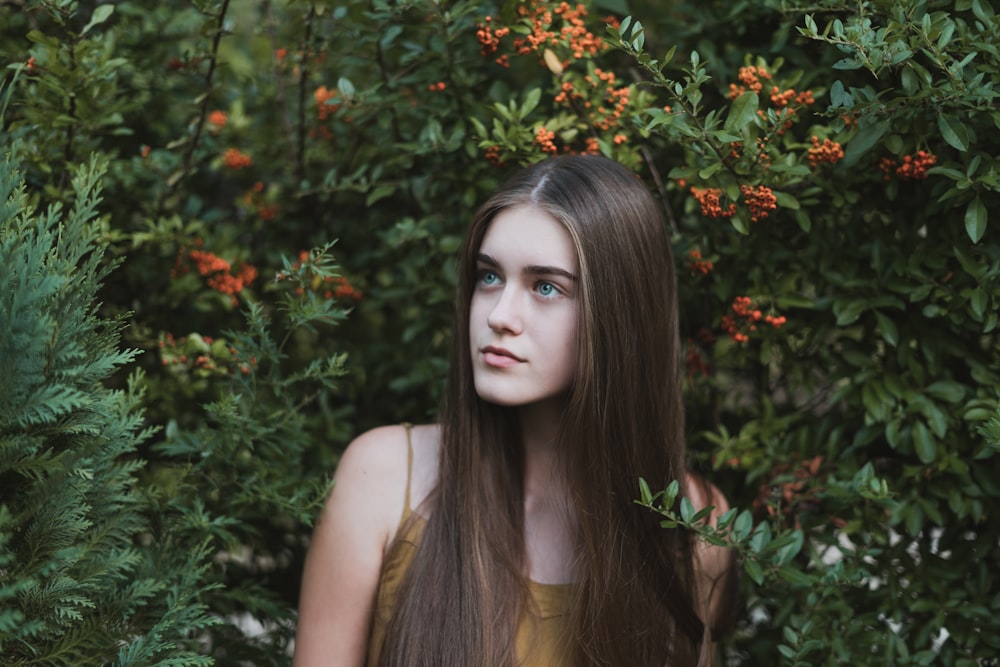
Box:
[0,155,214,665]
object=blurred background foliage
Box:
[1,0,999,664]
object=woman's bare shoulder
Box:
[685,470,739,637]
[292,423,438,666]
[333,423,441,524]
[684,470,731,518]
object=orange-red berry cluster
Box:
[475,16,511,66]
[535,126,558,153]
[878,151,937,181]
[552,68,632,134]
[691,187,736,219]
[808,136,844,168]
[173,244,258,305]
[314,85,340,121]
[896,150,937,180]
[770,86,814,108]
[477,2,610,69]
[427,81,447,92]
[684,327,716,381]
[484,144,505,166]
[721,296,786,343]
[740,185,778,222]
[728,65,771,99]
[242,181,279,221]
[223,148,252,170]
[208,110,228,132]
[686,249,714,275]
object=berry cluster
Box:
[878,150,937,181]
[172,242,258,305]
[740,185,778,223]
[208,110,228,132]
[242,181,279,221]
[223,148,252,170]
[807,136,844,168]
[728,65,771,98]
[721,296,786,343]
[691,187,736,219]
[314,85,340,121]
[535,126,558,153]
[159,332,258,377]
[686,249,714,275]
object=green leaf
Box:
[732,509,753,541]
[938,115,970,152]
[964,197,987,243]
[774,191,800,210]
[521,87,542,117]
[680,497,694,523]
[874,310,899,346]
[844,120,889,166]
[743,558,764,585]
[662,479,679,508]
[833,299,867,325]
[638,477,652,505]
[337,76,356,97]
[913,421,937,464]
[776,530,804,565]
[925,381,964,403]
[724,92,759,133]
[82,5,115,36]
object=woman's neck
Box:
[517,398,568,500]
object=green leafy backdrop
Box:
[1,0,998,664]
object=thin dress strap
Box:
[402,422,414,514]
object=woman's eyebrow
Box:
[477,253,577,281]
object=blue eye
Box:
[479,270,501,286]
[536,281,557,297]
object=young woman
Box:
[293,155,738,666]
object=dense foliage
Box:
[1,0,998,664]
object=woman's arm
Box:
[292,426,410,667]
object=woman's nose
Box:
[486,286,524,334]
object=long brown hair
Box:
[380,155,708,666]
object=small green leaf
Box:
[939,115,970,152]
[833,299,867,325]
[732,509,753,541]
[964,197,987,243]
[680,497,694,523]
[874,310,899,346]
[82,5,115,36]
[913,421,937,464]
[844,120,889,166]
[724,92,759,133]
[638,477,652,505]
[337,76,356,97]
[925,381,965,404]
[663,479,679,508]
[743,558,764,585]
[774,191,800,210]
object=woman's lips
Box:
[481,346,524,368]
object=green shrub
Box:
[0,154,214,665]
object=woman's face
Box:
[469,204,580,409]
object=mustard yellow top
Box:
[366,427,575,666]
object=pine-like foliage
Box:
[0,155,214,666]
